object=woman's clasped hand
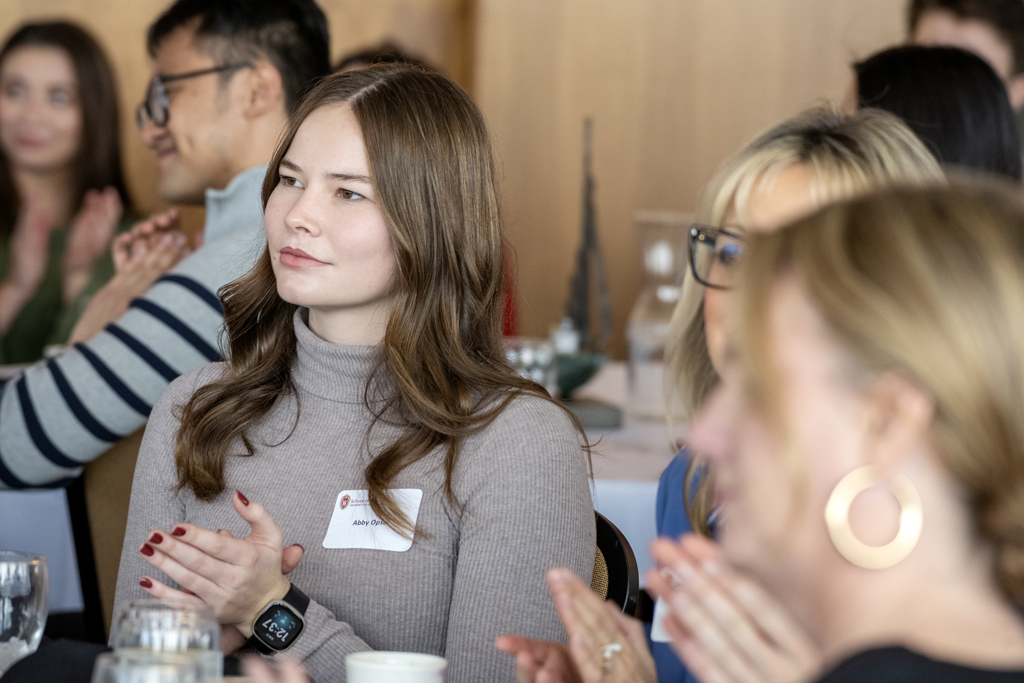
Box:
[646,535,821,683]
[136,490,304,645]
[497,536,821,683]
[497,568,655,683]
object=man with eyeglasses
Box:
[0,0,329,490]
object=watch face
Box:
[254,603,304,651]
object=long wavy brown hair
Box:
[174,64,586,536]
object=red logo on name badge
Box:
[339,495,351,510]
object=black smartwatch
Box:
[246,583,310,654]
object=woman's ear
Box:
[242,61,284,119]
[863,372,934,471]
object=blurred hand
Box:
[245,656,311,683]
[113,209,182,269]
[62,187,123,302]
[0,195,56,333]
[646,534,822,683]
[496,569,655,683]
[66,216,190,344]
[496,635,581,683]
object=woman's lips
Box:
[279,246,327,268]
[15,135,47,149]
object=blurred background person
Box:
[909,0,1024,110]
[334,40,428,72]
[647,183,1024,681]
[0,21,131,363]
[0,0,330,491]
[852,45,1022,180]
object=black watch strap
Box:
[246,583,310,654]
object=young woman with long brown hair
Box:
[0,21,134,362]
[114,64,595,682]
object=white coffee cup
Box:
[346,651,447,683]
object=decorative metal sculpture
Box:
[565,118,613,353]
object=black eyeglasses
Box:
[688,224,745,290]
[135,62,253,130]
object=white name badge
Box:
[322,489,422,552]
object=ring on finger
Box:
[600,642,621,674]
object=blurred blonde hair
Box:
[669,107,943,534]
[738,182,1024,607]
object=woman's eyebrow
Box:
[325,171,372,184]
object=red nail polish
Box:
[149,533,163,544]
[140,544,155,557]
[172,527,186,537]
[139,578,153,589]
[236,490,250,506]
[296,544,305,552]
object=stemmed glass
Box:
[110,599,222,679]
[0,551,48,675]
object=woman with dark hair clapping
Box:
[0,22,136,361]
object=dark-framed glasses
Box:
[688,224,745,290]
[135,62,253,130]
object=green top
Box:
[0,218,132,364]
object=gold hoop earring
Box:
[824,465,922,570]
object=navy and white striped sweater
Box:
[0,165,267,489]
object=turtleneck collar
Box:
[291,310,387,404]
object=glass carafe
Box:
[626,211,691,421]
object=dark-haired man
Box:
[909,0,1024,109]
[0,0,329,488]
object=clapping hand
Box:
[496,569,656,683]
[137,492,305,652]
[66,208,190,343]
[245,656,312,683]
[63,187,123,302]
[0,195,56,333]
[646,534,822,683]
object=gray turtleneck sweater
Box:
[114,313,595,682]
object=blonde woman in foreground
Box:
[504,181,1024,682]
[498,107,944,683]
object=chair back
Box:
[80,428,145,637]
[592,512,639,615]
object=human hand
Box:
[66,223,190,344]
[646,534,822,683]
[495,634,581,683]
[136,491,293,636]
[144,526,304,656]
[548,568,656,683]
[496,568,654,683]
[7,194,55,293]
[65,187,122,269]
[113,209,181,270]
[245,656,311,683]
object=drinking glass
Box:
[110,599,222,679]
[505,337,558,396]
[91,651,204,683]
[0,551,48,675]
[626,211,691,421]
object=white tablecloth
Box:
[576,362,681,585]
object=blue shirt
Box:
[648,452,701,683]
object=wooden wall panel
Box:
[0,0,471,233]
[475,0,907,357]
